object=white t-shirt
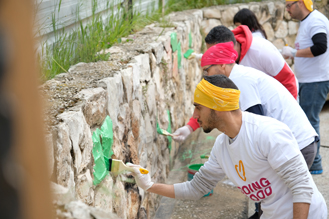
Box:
[240,36,285,78]
[229,64,317,149]
[252,30,265,39]
[175,112,327,219]
[294,10,329,83]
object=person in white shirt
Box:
[282,0,329,174]
[177,41,318,218]
[233,8,267,39]
[127,74,327,219]
[178,42,318,169]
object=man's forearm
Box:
[147,183,175,198]
[296,47,314,57]
[293,203,310,219]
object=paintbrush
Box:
[158,128,176,137]
[109,158,149,175]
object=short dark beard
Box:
[203,110,218,133]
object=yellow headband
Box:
[288,0,313,11]
[194,79,240,111]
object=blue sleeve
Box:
[245,104,264,115]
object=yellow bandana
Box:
[194,79,240,111]
[288,0,313,11]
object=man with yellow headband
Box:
[282,0,329,175]
[127,75,327,219]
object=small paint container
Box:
[187,164,213,197]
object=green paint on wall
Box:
[101,116,114,169]
[177,42,182,69]
[166,110,172,152]
[156,118,163,135]
[92,116,114,186]
[92,128,108,185]
[189,32,192,48]
[171,32,178,52]
[184,49,194,59]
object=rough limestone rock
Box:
[145,82,157,116]
[285,34,297,47]
[94,174,114,213]
[275,20,288,38]
[134,54,151,82]
[127,189,141,219]
[221,7,239,26]
[98,74,124,128]
[121,68,134,104]
[238,5,249,10]
[288,21,299,35]
[57,110,93,175]
[157,35,171,53]
[272,38,285,50]
[250,4,261,19]
[112,180,127,219]
[65,201,118,219]
[267,2,276,15]
[45,134,54,177]
[51,182,75,205]
[203,7,221,19]
[149,41,165,65]
[75,88,107,127]
[76,170,94,205]
[201,19,222,35]
[284,10,291,20]
[263,22,275,41]
[54,122,75,188]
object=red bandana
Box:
[201,42,238,67]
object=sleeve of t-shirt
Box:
[258,121,300,170]
[245,104,264,115]
[309,19,327,38]
[258,43,285,78]
[229,74,262,111]
[174,139,226,200]
[310,33,327,56]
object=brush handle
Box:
[139,167,149,174]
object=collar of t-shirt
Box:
[229,135,238,144]
[301,10,313,22]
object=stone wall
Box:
[43,8,203,219]
[43,1,324,219]
[201,1,299,52]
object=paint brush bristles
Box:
[109,159,149,175]
[159,129,175,137]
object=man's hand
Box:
[126,163,154,191]
[172,125,193,143]
[281,46,297,59]
[188,53,203,60]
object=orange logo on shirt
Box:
[235,160,246,181]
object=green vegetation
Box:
[38,0,259,80]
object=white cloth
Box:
[174,112,327,219]
[240,36,285,78]
[294,10,329,83]
[229,64,317,150]
[252,30,265,39]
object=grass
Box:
[38,0,260,80]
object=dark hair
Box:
[233,9,268,39]
[203,75,239,90]
[205,25,237,45]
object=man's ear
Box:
[220,64,226,70]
